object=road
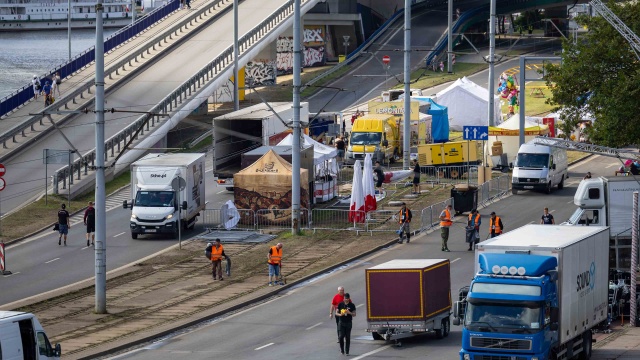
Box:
[0,166,233,306]
[108,155,604,360]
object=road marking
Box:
[217,190,227,194]
[82,246,90,250]
[45,258,60,264]
[550,209,556,213]
[567,200,574,204]
[452,257,461,263]
[305,322,323,330]
[351,345,393,360]
[606,164,617,168]
[356,303,365,308]
[528,221,535,224]
[114,232,125,237]
[254,343,274,350]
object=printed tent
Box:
[234,149,309,225]
[485,114,550,166]
[434,77,501,131]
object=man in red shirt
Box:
[329,286,345,343]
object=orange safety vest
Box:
[210,245,224,261]
[489,216,502,234]
[440,208,452,227]
[398,208,411,223]
[468,213,480,226]
[269,246,282,265]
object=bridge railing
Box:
[52,0,311,194]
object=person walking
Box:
[488,211,504,238]
[336,293,356,356]
[374,161,385,189]
[32,75,41,100]
[42,81,52,106]
[268,243,283,286]
[84,201,96,246]
[540,207,555,224]
[57,203,70,246]
[210,239,226,280]
[329,286,345,343]
[335,136,345,164]
[52,72,62,97]
[467,209,481,251]
[412,161,421,194]
[439,204,453,251]
[439,61,444,72]
[397,202,412,244]
[185,0,191,9]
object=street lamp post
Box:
[342,35,350,58]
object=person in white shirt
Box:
[52,72,61,97]
[32,75,40,100]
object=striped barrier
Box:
[0,241,11,275]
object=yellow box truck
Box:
[346,114,400,164]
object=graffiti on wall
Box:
[276,26,326,75]
[245,60,276,87]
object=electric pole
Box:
[403,0,411,170]
[488,0,496,126]
[291,0,301,234]
[95,1,107,314]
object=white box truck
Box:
[452,225,609,360]
[511,142,568,195]
[124,153,205,239]
[0,311,60,360]
[564,176,640,269]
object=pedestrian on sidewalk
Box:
[57,203,70,246]
[32,75,41,100]
[84,201,96,246]
[412,161,421,194]
[42,81,52,106]
[439,204,452,252]
[540,207,555,224]
[185,0,191,9]
[329,286,345,343]
[336,293,356,356]
[268,243,283,286]
[335,136,345,165]
[210,239,226,280]
[397,202,412,244]
[489,212,504,238]
[374,161,385,189]
[179,0,184,10]
[439,61,444,72]
[466,209,481,251]
[52,72,61,97]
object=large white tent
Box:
[435,77,502,130]
[277,133,337,165]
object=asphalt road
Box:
[109,155,605,360]
[0,166,233,306]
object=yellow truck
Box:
[345,114,400,164]
[417,140,481,178]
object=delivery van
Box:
[511,142,568,194]
[0,311,60,360]
[345,114,399,164]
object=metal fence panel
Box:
[256,209,309,230]
[421,197,454,232]
[365,210,401,232]
[201,209,256,231]
[311,209,366,231]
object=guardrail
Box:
[50,0,309,194]
[0,0,181,119]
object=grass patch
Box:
[500,81,555,116]
[0,170,131,242]
[396,62,488,92]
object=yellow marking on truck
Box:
[366,269,424,319]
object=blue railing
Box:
[0,0,179,119]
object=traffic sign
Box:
[382,55,390,65]
[0,178,6,191]
[0,163,5,177]
[463,126,489,140]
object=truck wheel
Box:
[579,331,592,359]
[131,233,138,239]
[372,332,383,341]
[449,169,461,179]
[443,317,450,337]
[512,188,518,195]
[558,175,565,190]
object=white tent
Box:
[435,77,502,130]
[485,114,550,166]
[277,133,338,176]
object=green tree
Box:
[543,1,640,147]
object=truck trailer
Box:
[452,225,609,360]
[365,259,451,345]
[564,176,640,270]
[124,153,205,239]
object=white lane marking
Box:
[113,232,125,237]
[217,190,227,194]
[528,221,535,224]
[305,322,323,330]
[549,209,556,213]
[452,257,461,263]
[351,345,393,360]
[254,343,274,350]
[606,164,617,168]
[82,246,90,250]
[567,200,574,204]
[45,258,60,264]
[356,303,365,308]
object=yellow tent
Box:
[486,115,550,166]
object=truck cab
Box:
[512,143,568,194]
[345,114,398,164]
[564,178,606,227]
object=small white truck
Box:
[124,153,205,239]
[0,311,60,360]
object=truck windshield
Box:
[465,301,542,334]
[350,132,382,145]
[516,153,549,168]
[135,191,174,207]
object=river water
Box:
[0,29,117,99]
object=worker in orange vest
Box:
[268,243,283,286]
[210,238,227,281]
[439,204,453,252]
[397,203,413,244]
[489,212,504,238]
[467,209,481,251]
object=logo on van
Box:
[577,262,596,294]
[150,174,166,178]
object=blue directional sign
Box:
[463,125,489,141]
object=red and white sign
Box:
[0,164,5,177]
[382,55,390,65]
[0,178,5,192]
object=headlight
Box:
[165,214,173,220]
[512,177,518,182]
[540,178,548,182]
[131,214,137,220]
[463,354,471,360]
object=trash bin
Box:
[450,184,478,215]
[338,55,346,63]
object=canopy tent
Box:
[485,114,550,166]
[411,97,449,143]
[277,133,338,177]
[434,77,501,131]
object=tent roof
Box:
[489,114,549,135]
[410,97,447,114]
[277,134,337,164]
[437,77,498,102]
[237,149,293,175]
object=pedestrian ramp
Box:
[199,231,276,244]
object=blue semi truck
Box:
[452,225,609,360]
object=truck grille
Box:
[473,356,528,360]
[518,178,539,183]
[471,337,532,350]
[136,218,165,223]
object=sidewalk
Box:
[593,321,640,359]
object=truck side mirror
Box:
[55,343,61,357]
[552,164,557,170]
[509,162,513,169]
[452,301,461,325]
[383,140,389,147]
[549,306,559,330]
[123,200,128,209]
[182,200,188,210]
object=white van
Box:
[511,142,568,194]
[0,311,60,360]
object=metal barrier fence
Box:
[478,175,511,207]
[0,0,181,118]
[256,209,310,230]
[310,209,366,232]
[365,210,400,232]
[420,198,455,233]
[201,208,257,231]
